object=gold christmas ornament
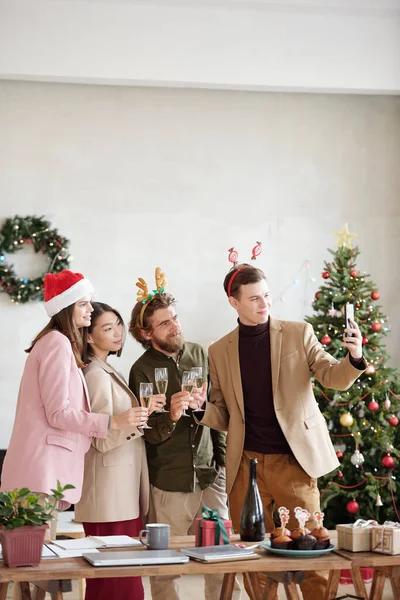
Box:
[340,412,354,427]
[333,223,358,249]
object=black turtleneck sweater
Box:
[239,319,292,455]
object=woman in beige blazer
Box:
[75,302,164,600]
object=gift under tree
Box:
[305,224,400,528]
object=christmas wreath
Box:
[0,215,70,304]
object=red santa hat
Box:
[44,270,94,317]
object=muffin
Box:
[310,526,330,550]
[291,527,310,543]
[295,533,317,550]
[271,534,294,550]
[271,527,291,540]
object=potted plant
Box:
[0,480,74,567]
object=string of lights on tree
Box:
[305,223,400,528]
[0,215,71,304]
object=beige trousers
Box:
[229,451,328,600]
[148,468,241,600]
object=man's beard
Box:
[153,331,184,354]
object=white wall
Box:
[1,0,400,93]
[0,81,399,447]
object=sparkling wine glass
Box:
[139,382,153,429]
[154,368,169,413]
[181,371,194,418]
[190,367,205,412]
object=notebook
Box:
[181,544,260,563]
[45,544,101,559]
[87,535,142,547]
[83,549,189,567]
[51,536,141,551]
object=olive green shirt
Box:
[129,342,226,493]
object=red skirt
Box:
[83,517,144,600]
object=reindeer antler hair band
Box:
[135,267,168,328]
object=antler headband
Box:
[136,267,168,328]
[226,241,262,296]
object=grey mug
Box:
[139,523,170,550]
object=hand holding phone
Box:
[344,303,354,337]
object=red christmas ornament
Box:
[315,291,321,300]
[320,335,332,346]
[371,321,382,333]
[228,247,239,266]
[337,471,344,479]
[336,450,344,460]
[381,454,395,469]
[388,416,399,427]
[362,337,369,346]
[356,302,361,308]
[349,269,358,278]
[368,400,379,412]
[371,291,380,301]
[251,241,262,261]
[322,271,330,279]
[346,500,359,514]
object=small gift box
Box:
[195,506,231,547]
[371,521,400,555]
[336,519,377,552]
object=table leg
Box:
[32,589,46,600]
[219,573,236,600]
[20,582,32,600]
[351,566,368,599]
[283,581,301,599]
[323,569,341,600]
[262,577,279,600]
[0,583,9,600]
[389,566,400,598]
[370,569,386,600]
[50,593,63,600]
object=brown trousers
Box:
[229,451,328,600]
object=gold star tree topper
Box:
[333,223,358,249]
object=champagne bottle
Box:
[240,458,265,541]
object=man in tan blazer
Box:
[195,263,366,599]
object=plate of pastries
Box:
[261,507,335,557]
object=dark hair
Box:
[83,302,125,363]
[26,304,87,369]
[223,263,267,299]
[129,292,176,349]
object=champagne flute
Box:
[154,368,169,413]
[139,382,153,429]
[181,371,194,418]
[190,367,205,412]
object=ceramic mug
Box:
[139,523,170,550]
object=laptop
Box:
[83,549,189,567]
[181,544,259,563]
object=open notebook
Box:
[51,535,141,551]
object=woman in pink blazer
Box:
[1,270,141,516]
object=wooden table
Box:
[0,534,350,600]
[335,548,400,600]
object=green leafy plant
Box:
[0,481,75,530]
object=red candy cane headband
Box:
[226,242,262,297]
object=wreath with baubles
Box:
[0,216,70,304]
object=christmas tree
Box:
[305,224,400,528]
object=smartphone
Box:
[344,303,354,337]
